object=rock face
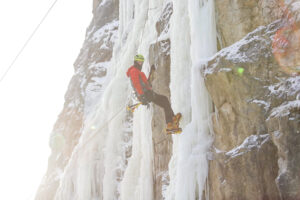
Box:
[215,0,283,48]
[205,20,300,200]
[149,3,173,199]
[267,77,300,200]
[35,1,119,199]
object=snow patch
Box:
[88,61,110,70]
[84,61,111,115]
[249,99,271,111]
[268,100,300,119]
[226,134,270,160]
[203,23,278,76]
[290,1,300,12]
[267,76,300,97]
[219,68,232,72]
[214,30,268,64]
[215,147,225,154]
[273,130,282,138]
[90,20,119,44]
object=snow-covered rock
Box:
[205,20,300,200]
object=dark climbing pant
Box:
[144,90,174,124]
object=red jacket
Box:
[127,66,152,95]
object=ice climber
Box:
[126,54,182,134]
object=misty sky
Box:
[0,0,92,199]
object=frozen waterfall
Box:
[53,0,217,199]
[166,0,217,199]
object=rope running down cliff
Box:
[0,0,59,84]
[74,102,168,155]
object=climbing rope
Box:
[75,104,126,151]
[0,0,59,84]
[72,99,170,158]
[58,99,173,190]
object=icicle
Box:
[166,0,217,199]
[54,0,217,199]
[55,0,165,199]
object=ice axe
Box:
[126,103,142,113]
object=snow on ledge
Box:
[225,134,270,161]
[268,100,300,120]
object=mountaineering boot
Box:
[165,113,182,135]
[166,122,176,130]
[166,123,182,134]
[173,113,182,127]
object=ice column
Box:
[166,0,217,199]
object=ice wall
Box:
[54,0,165,199]
[166,0,217,199]
[38,0,300,199]
[52,0,217,199]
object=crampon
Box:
[126,103,141,113]
[165,113,182,135]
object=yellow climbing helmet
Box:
[134,54,144,62]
